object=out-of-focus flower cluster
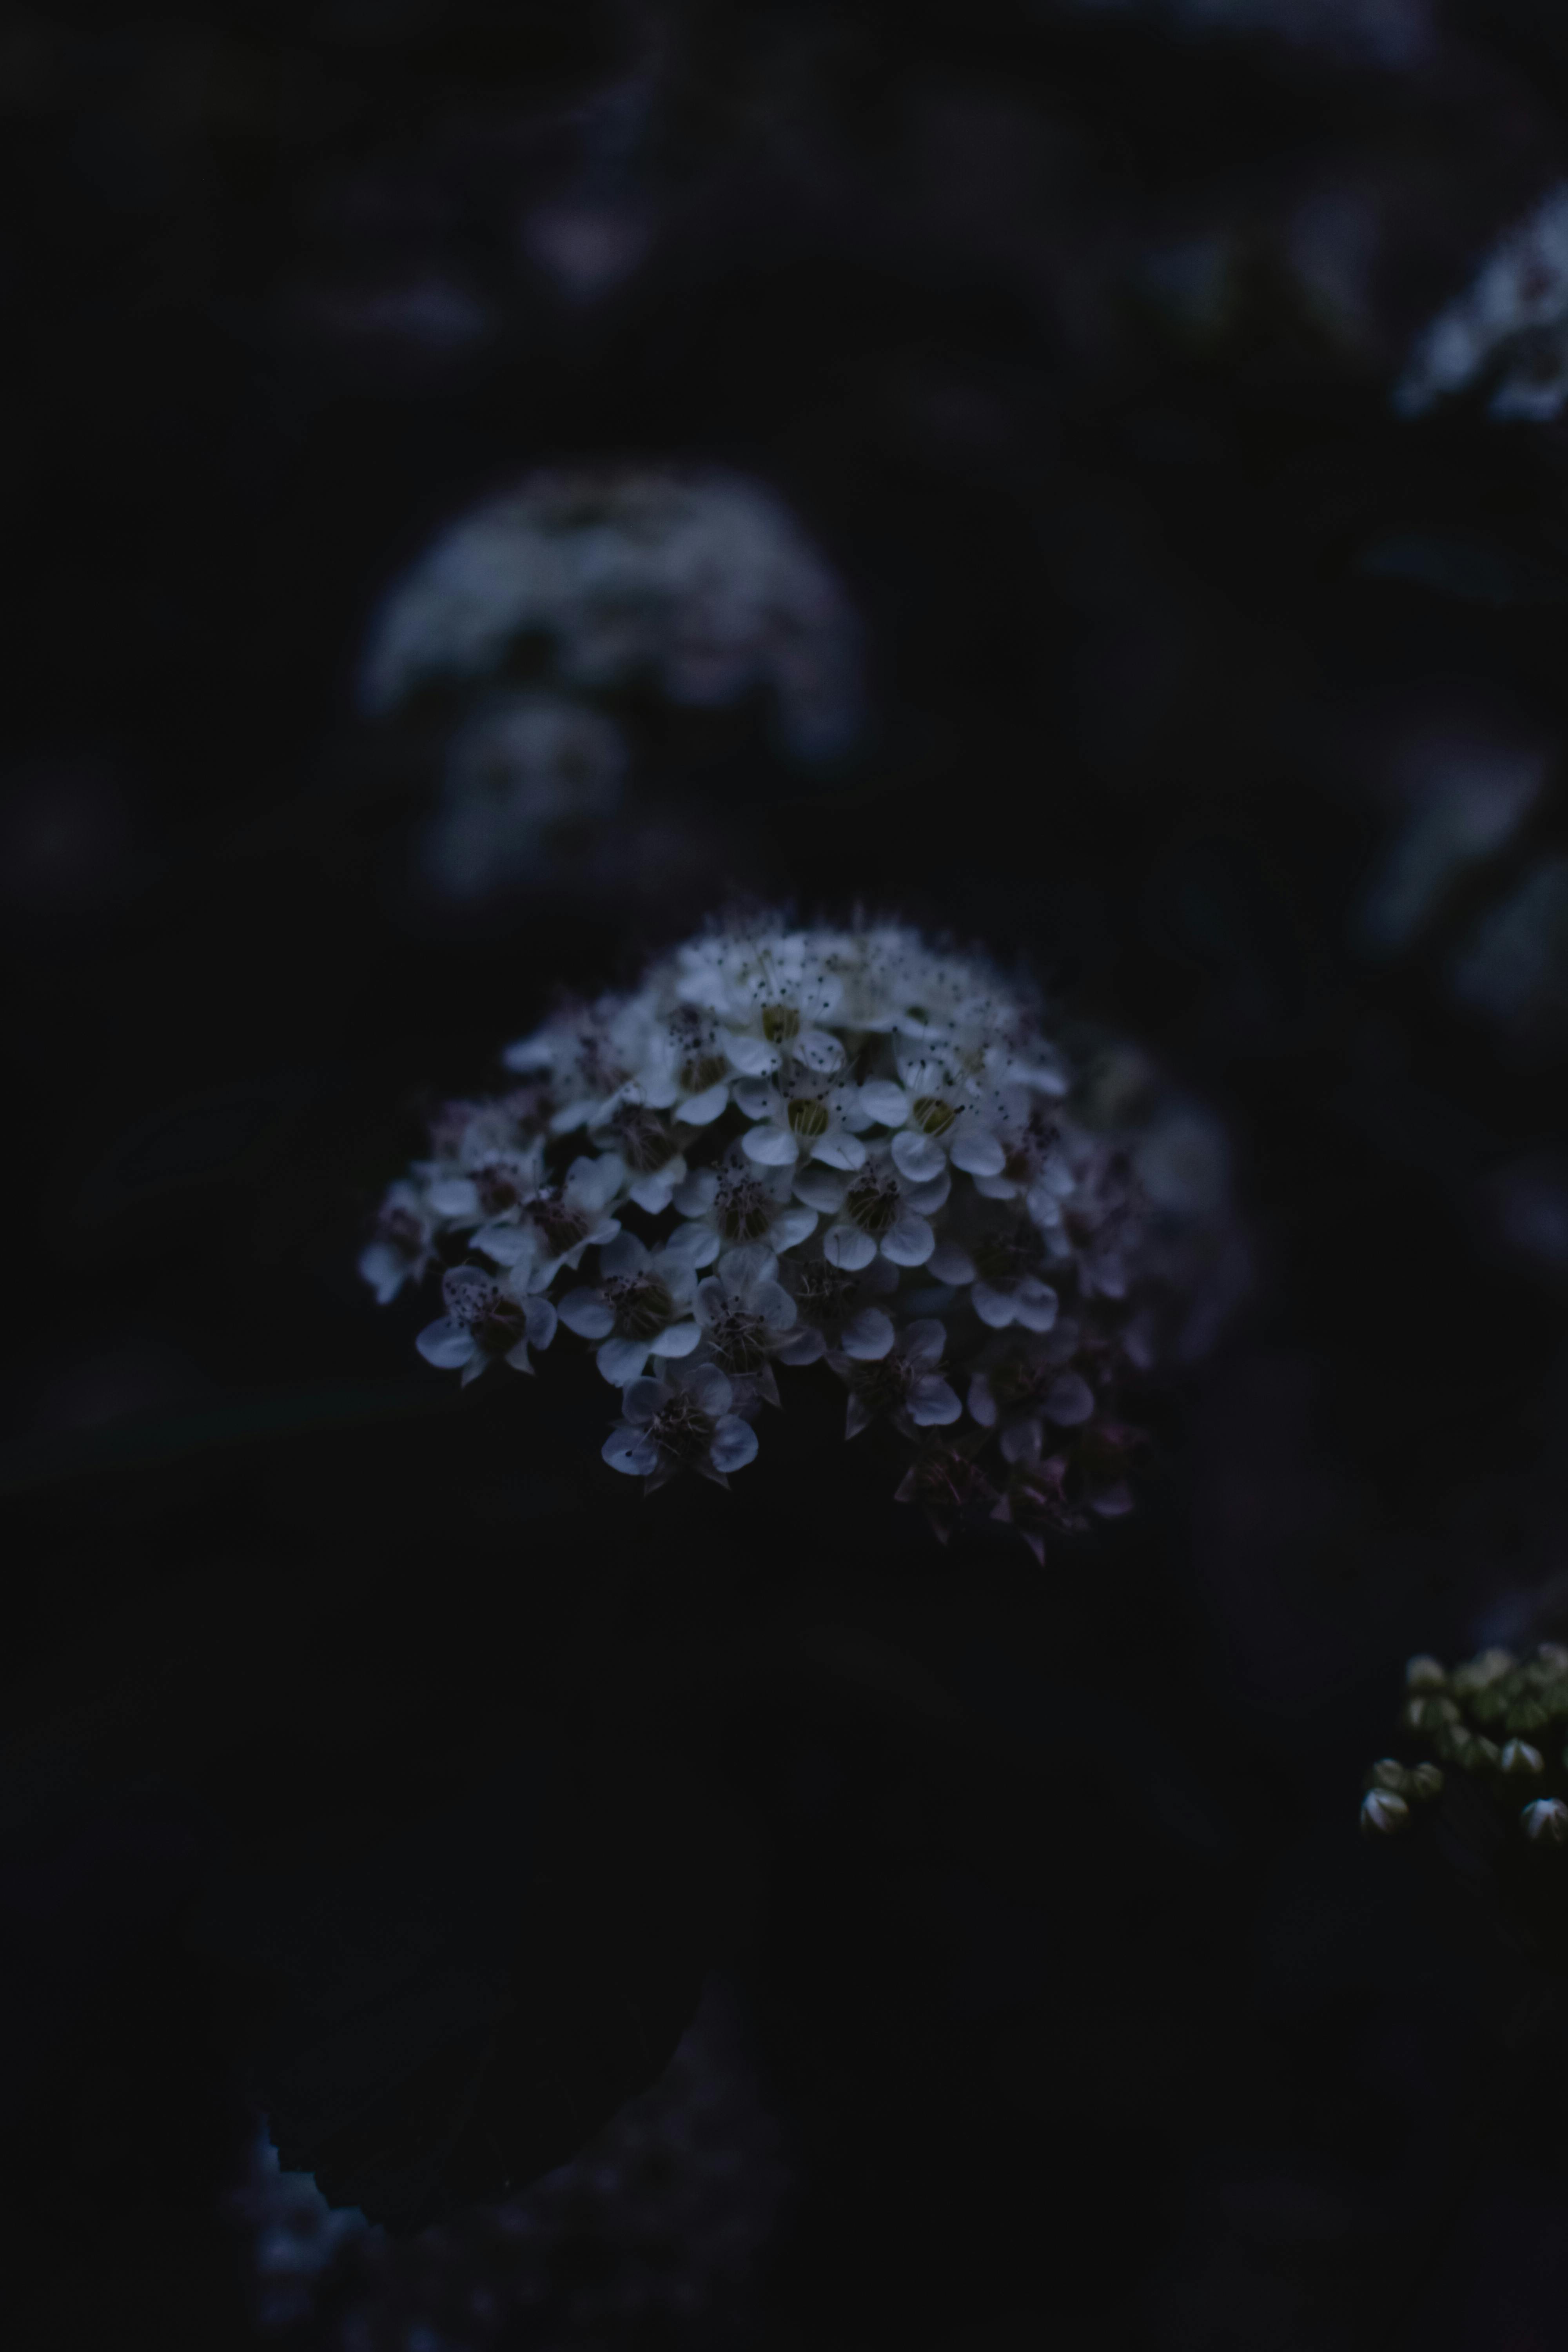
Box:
[360,462,864,764]
[1361,1644,1568,1846]
[226,1980,789,2348]
[1396,183,1568,423]
[362,915,1235,1553]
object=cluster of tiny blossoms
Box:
[1361,1644,1568,1846]
[362,919,1225,1553]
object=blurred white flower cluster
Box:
[360,463,863,762]
[1362,1645,1568,1845]
[363,916,1234,1555]
[1396,184,1568,422]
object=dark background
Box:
[5,3,1568,2346]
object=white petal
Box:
[671,1167,719,1216]
[665,1221,722,1268]
[858,1080,911,1126]
[503,1338,536,1373]
[742,1123,799,1167]
[719,1241,778,1286]
[358,1243,403,1304]
[695,1278,725,1328]
[710,1415,759,1473]
[459,1353,490,1387]
[660,1258,706,1310]
[902,1168,950,1214]
[1044,1372,1094,1425]
[1091,1483,1134,1517]
[732,1078,776,1119]
[570,1152,626,1210]
[628,1172,676,1213]
[756,1280,797,1332]
[678,1082,730,1126]
[726,1033,781,1077]
[550,1100,594,1134]
[792,1165,846,1212]
[559,1288,616,1339]
[1000,1417,1044,1465]
[686,1365,734,1416]
[524,1296,558,1350]
[1012,1279,1060,1334]
[904,1319,947,1366]
[771,1204,818,1250]
[1025,1179,1063,1227]
[472,1220,532,1266]
[428,1176,480,1220]
[907,1376,962,1426]
[928,1240,975,1285]
[973,1173,1020,1201]
[813,1131,866,1171]
[776,1325,827,1365]
[950,1124,1005,1177]
[603,1428,660,1476]
[416,1318,477,1370]
[650,1320,702,1357]
[622,1376,669,1425]
[841,1307,896,1361]
[824,1223,877,1271]
[794,1028,845,1075]
[599,1229,650,1277]
[971,1281,1016,1329]
[967,1374,997,1426]
[503,1034,552,1073]
[891,1131,945,1185]
[597,1335,650,1385]
[880,1211,935,1268]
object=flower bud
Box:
[1451,1647,1515,1695]
[1405,1655,1448,1691]
[1401,1694,1460,1733]
[1470,1736,1501,1770]
[1361,1789,1410,1836]
[1521,1798,1568,1846]
[1365,1758,1408,1792]
[1500,1739,1545,1776]
[1406,1763,1444,1802]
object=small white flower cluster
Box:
[362,916,1232,1553]
[1396,184,1568,423]
[1362,1644,1568,1845]
[359,463,863,762]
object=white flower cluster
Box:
[362,917,1232,1554]
[1363,1645,1568,1845]
[1396,184,1568,422]
[359,463,863,762]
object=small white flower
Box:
[476,1152,624,1277]
[416,1262,558,1386]
[693,1245,799,1387]
[557,1231,702,1385]
[602,1362,760,1488]
[832,1317,961,1440]
[358,1181,435,1303]
[1360,1789,1410,1836]
[803,1151,940,1274]
[1522,1797,1568,1845]
[735,1071,867,1174]
[1500,1739,1545,1777]
[669,1158,817,1259]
